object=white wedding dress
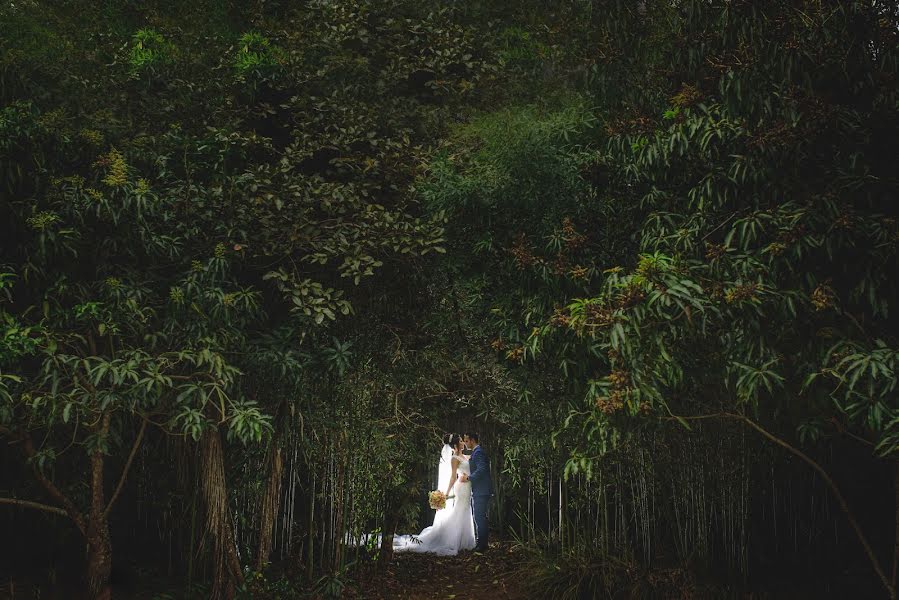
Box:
[393,456,476,556]
[433,443,454,529]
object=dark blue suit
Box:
[468,445,492,550]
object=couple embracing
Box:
[394,432,492,556]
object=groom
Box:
[460,432,492,552]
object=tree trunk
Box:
[200,428,244,600]
[256,400,286,572]
[2,414,145,600]
[378,523,395,570]
[87,412,113,600]
[378,494,400,571]
[256,441,284,571]
[86,520,113,600]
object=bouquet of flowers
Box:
[428,490,454,510]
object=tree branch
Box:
[0,497,68,517]
[830,417,875,448]
[104,416,147,518]
[169,372,217,381]
[20,432,87,536]
[74,369,98,395]
[701,209,744,241]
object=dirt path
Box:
[345,543,527,600]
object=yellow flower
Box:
[54,175,86,188]
[101,149,128,187]
[26,211,60,231]
[636,255,662,278]
[705,243,726,260]
[79,129,104,146]
[810,285,835,311]
[214,242,226,258]
[37,108,66,130]
[608,369,629,388]
[595,391,625,414]
[671,83,702,108]
[725,283,757,304]
[505,346,524,361]
[766,242,786,256]
[135,178,151,195]
[569,265,589,280]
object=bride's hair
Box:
[443,433,461,449]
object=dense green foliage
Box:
[542,1,899,452]
[1,1,898,599]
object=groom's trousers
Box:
[472,495,489,550]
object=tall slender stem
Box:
[674,412,894,599]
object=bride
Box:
[393,433,476,556]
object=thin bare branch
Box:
[20,432,87,535]
[104,416,148,518]
[0,497,68,517]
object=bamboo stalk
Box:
[674,412,895,599]
[892,460,899,591]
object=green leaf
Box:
[673,415,692,431]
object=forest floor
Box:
[345,542,527,600]
[0,544,528,600]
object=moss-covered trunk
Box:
[201,428,244,600]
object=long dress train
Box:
[392,457,476,556]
